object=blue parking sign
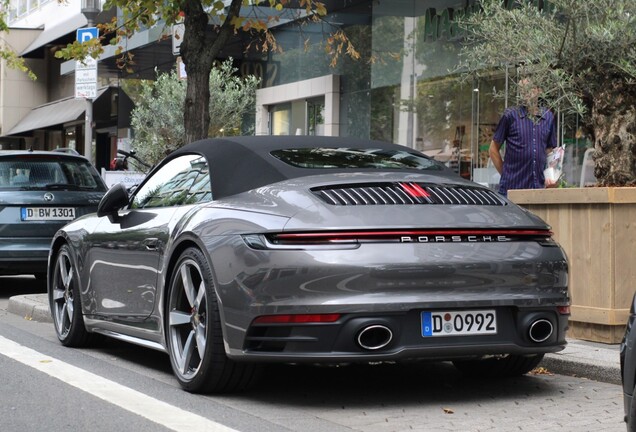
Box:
[77,27,98,42]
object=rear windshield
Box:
[270,148,443,171]
[0,157,107,191]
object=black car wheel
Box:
[49,244,91,347]
[166,247,257,393]
[452,353,544,377]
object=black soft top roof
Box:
[168,136,443,200]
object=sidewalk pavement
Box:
[6,294,623,386]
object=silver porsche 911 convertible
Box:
[47,136,569,393]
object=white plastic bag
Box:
[544,146,565,183]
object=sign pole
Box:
[75,26,99,165]
[85,99,93,164]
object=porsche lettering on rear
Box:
[400,235,512,243]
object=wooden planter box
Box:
[509,187,636,343]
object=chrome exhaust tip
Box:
[528,319,554,343]
[357,325,393,350]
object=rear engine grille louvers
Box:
[312,182,506,206]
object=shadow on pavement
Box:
[0,275,46,298]
[239,361,560,406]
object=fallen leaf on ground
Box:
[529,367,553,375]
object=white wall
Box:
[256,75,340,136]
[2,0,89,136]
[0,29,47,136]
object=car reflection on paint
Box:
[47,136,570,393]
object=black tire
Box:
[166,247,258,393]
[452,353,544,377]
[49,244,91,347]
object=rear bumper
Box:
[0,237,50,274]
[211,239,569,357]
[228,306,569,362]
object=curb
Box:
[542,353,621,385]
[7,294,622,386]
[8,294,52,324]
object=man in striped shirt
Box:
[489,78,557,197]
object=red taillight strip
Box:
[273,229,552,241]
[253,314,341,324]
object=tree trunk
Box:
[180,0,243,144]
[591,82,636,186]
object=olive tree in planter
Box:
[457,0,636,342]
[130,59,260,167]
[458,0,636,185]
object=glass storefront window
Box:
[259,0,586,186]
[306,97,325,136]
[65,128,76,150]
[270,104,291,136]
[413,76,471,178]
[559,113,595,187]
[17,0,27,15]
[9,0,50,21]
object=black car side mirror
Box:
[97,183,130,223]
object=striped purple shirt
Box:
[493,106,557,196]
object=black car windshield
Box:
[0,157,107,191]
[270,148,443,171]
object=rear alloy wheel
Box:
[49,244,91,347]
[166,247,257,393]
[452,353,544,377]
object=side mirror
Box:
[97,183,130,223]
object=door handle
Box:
[142,238,159,250]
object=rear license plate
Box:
[21,207,76,221]
[421,310,497,337]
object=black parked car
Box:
[0,149,107,279]
[621,292,636,430]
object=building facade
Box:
[2,0,132,172]
[3,0,592,185]
[250,0,592,187]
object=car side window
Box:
[131,155,211,209]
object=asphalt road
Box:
[0,275,626,432]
